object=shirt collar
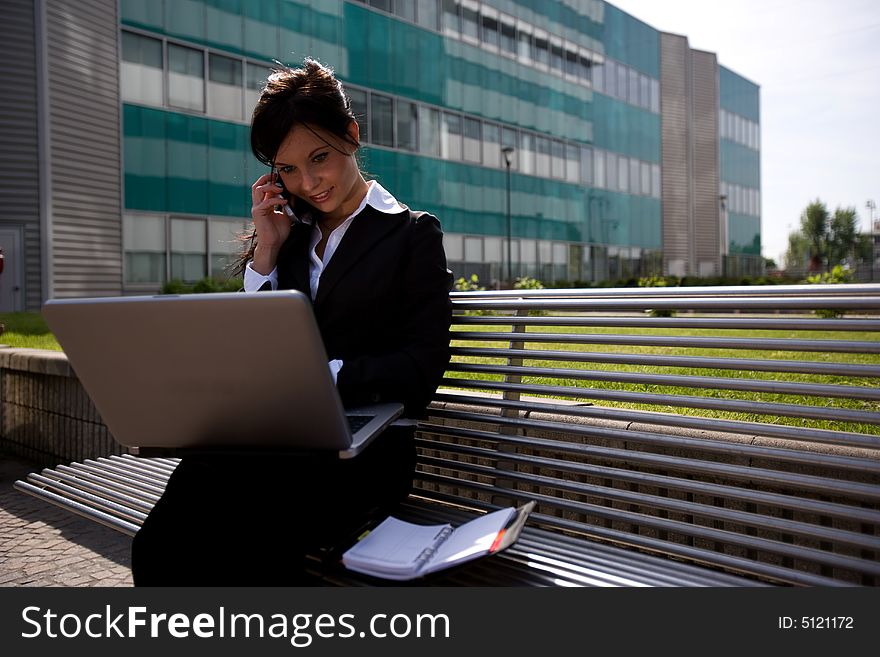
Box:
[299,180,405,225]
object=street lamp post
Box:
[501,146,515,287]
[868,199,877,282]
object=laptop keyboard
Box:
[346,415,375,433]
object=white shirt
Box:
[243,180,406,382]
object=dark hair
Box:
[250,57,359,166]
[231,58,361,277]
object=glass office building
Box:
[0,0,761,310]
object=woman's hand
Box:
[250,172,293,274]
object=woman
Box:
[131,59,452,586]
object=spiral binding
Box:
[415,525,454,568]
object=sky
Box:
[608,0,880,265]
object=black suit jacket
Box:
[271,204,453,418]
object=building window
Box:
[464,236,482,261]
[170,217,207,283]
[418,106,440,156]
[593,149,606,188]
[505,239,520,273]
[616,63,627,102]
[209,218,246,278]
[394,0,416,22]
[551,139,566,179]
[518,27,533,62]
[550,41,564,73]
[639,73,650,111]
[651,164,661,198]
[441,112,462,160]
[604,61,617,97]
[641,161,651,197]
[463,117,481,163]
[628,68,639,105]
[578,55,592,83]
[538,240,552,266]
[553,242,568,265]
[501,127,518,170]
[520,239,536,265]
[461,2,479,42]
[370,93,394,147]
[121,32,163,106]
[443,233,463,261]
[564,49,578,78]
[499,17,516,56]
[580,145,593,185]
[483,122,501,168]
[124,214,166,284]
[348,87,369,143]
[370,0,392,11]
[618,155,629,192]
[565,143,580,183]
[519,132,535,175]
[416,0,439,30]
[593,61,604,93]
[480,11,499,48]
[168,43,205,112]
[245,62,271,118]
[535,136,551,177]
[441,0,459,36]
[208,53,243,121]
[484,236,502,263]
[606,152,618,191]
[534,34,550,67]
[629,158,640,195]
[396,99,418,151]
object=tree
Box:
[800,200,829,271]
[784,231,809,271]
[786,200,864,272]
[827,207,858,266]
[855,234,873,264]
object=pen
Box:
[489,529,506,553]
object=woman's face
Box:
[273,121,366,224]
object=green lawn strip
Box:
[0,312,61,350]
[449,321,880,435]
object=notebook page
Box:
[425,507,517,574]
[343,516,451,575]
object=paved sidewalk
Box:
[0,456,133,587]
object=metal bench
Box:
[13,283,880,586]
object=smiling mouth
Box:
[309,188,332,203]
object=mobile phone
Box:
[271,167,297,219]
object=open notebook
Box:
[342,502,535,580]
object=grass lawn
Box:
[448,318,880,435]
[0,312,61,350]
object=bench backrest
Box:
[411,284,880,585]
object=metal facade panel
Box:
[46,0,122,298]
[691,50,720,275]
[660,32,691,272]
[0,0,42,310]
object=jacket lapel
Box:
[313,205,408,306]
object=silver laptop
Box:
[41,290,404,459]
